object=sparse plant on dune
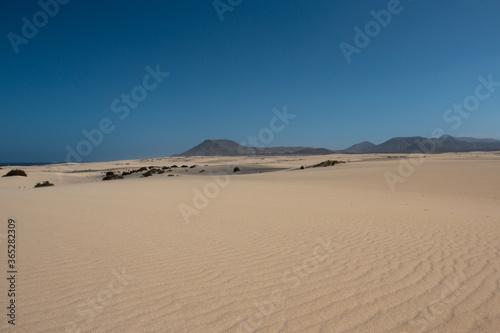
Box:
[312,160,345,168]
[34,181,54,188]
[103,171,124,181]
[3,169,27,177]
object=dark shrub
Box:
[102,174,123,181]
[157,170,165,174]
[162,166,169,170]
[199,170,205,173]
[181,165,188,168]
[122,171,131,176]
[142,171,153,177]
[234,167,241,172]
[3,169,27,177]
[138,167,147,172]
[312,160,345,168]
[34,181,54,188]
[148,166,155,169]
[190,165,196,168]
[171,165,178,168]
[168,174,175,177]
[300,166,305,169]
[106,171,115,176]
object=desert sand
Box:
[0,152,499,332]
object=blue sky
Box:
[1,0,499,162]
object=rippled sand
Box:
[0,152,499,332]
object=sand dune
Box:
[0,153,499,332]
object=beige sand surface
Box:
[0,152,499,332]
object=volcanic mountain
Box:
[346,135,500,154]
[174,139,334,156]
[174,136,500,156]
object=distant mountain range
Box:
[344,135,500,154]
[174,136,500,156]
[175,139,333,156]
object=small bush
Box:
[142,171,153,177]
[168,174,175,177]
[199,170,205,173]
[34,181,54,188]
[103,175,123,181]
[234,167,241,172]
[181,165,188,168]
[190,165,197,168]
[300,166,305,170]
[3,169,27,177]
[102,174,124,181]
[312,160,345,168]
[138,167,147,172]
[106,171,115,176]
[171,165,178,168]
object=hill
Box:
[175,136,500,156]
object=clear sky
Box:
[1,0,499,163]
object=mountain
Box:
[347,135,500,154]
[175,139,254,156]
[443,135,500,143]
[174,140,334,156]
[345,141,375,152]
[175,136,500,156]
[293,148,335,155]
[363,137,424,153]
